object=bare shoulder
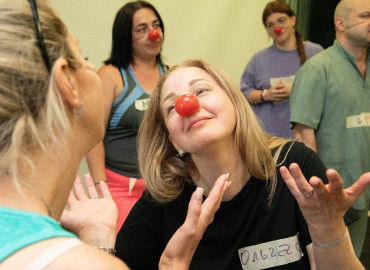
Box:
[97,64,124,96]
[97,64,121,79]
[50,243,129,269]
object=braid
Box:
[295,29,306,65]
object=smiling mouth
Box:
[147,44,161,50]
[148,41,161,46]
[187,117,210,131]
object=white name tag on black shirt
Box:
[238,234,304,269]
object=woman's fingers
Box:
[73,174,111,201]
[182,187,204,235]
[280,165,308,200]
[343,172,370,205]
[308,176,327,199]
[65,190,77,209]
[288,163,315,195]
[200,173,230,225]
[98,180,113,199]
[73,174,88,200]
[84,174,99,199]
[183,173,231,236]
[325,169,344,193]
[179,174,231,246]
[159,174,231,269]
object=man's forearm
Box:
[292,123,317,152]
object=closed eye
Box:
[136,27,147,33]
[277,17,288,24]
[196,88,208,96]
[153,22,161,29]
[166,104,175,115]
[359,12,370,19]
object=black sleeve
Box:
[280,142,359,226]
[115,191,165,270]
[279,141,328,182]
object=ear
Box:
[291,16,297,27]
[335,17,345,32]
[168,134,180,151]
[54,57,81,109]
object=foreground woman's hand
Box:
[60,174,118,248]
[280,163,370,244]
[159,173,231,270]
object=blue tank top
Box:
[0,206,77,261]
[103,63,168,178]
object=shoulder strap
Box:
[158,63,168,75]
[23,239,81,270]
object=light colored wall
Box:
[49,0,272,82]
[49,0,272,175]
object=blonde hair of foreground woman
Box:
[0,0,80,183]
[138,58,290,204]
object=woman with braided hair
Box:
[240,0,323,138]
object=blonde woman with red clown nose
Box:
[0,1,228,269]
[115,58,370,269]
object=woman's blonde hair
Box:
[0,0,78,182]
[138,59,290,204]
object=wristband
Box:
[95,246,116,255]
[312,228,348,248]
[261,89,266,102]
[94,180,107,185]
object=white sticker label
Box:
[270,75,295,86]
[135,98,150,111]
[238,234,303,270]
[346,113,370,128]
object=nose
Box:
[175,94,200,117]
[274,26,282,35]
[148,29,160,41]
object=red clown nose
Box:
[274,26,282,35]
[175,94,200,117]
[148,29,160,41]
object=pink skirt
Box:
[105,169,145,232]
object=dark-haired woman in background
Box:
[240,0,323,138]
[86,0,169,232]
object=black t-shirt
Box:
[116,142,358,269]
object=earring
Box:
[74,101,84,123]
[178,148,184,157]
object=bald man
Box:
[290,0,370,257]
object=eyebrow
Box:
[266,16,287,24]
[189,78,206,86]
[135,19,160,28]
[162,78,209,103]
[163,92,175,104]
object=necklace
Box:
[18,178,51,216]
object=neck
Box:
[337,37,368,77]
[0,146,82,220]
[131,55,158,70]
[192,148,250,201]
[18,177,51,216]
[337,36,368,60]
[130,57,161,93]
